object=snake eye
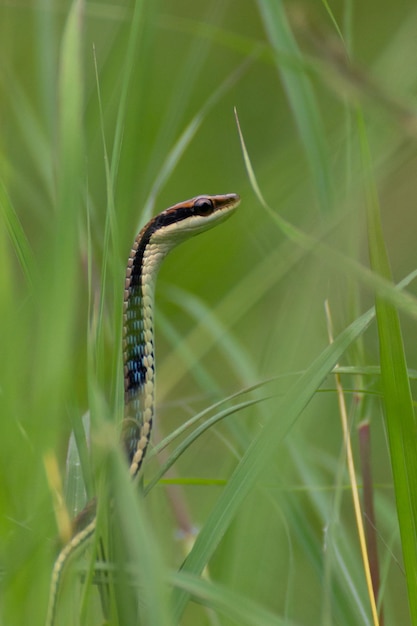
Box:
[193,197,214,216]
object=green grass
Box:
[2,1,417,625]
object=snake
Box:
[46,192,240,625]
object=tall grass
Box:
[1,1,417,625]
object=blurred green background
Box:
[2,1,417,625]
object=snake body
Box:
[46,193,240,625]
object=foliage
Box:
[1,1,417,624]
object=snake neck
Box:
[123,235,172,477]
[121,194,240,477]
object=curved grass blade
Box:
[170,570,300,626]
[145,396,273,495]
[234,108,417,322]
[172,305,375,620]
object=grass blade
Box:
[0,178,33,286]
[234,108,417,322]
[110,449,174,626]
[360,110,417,624]
[173,305,375,620]
[257,0,333,213]
[170,570,299,626]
